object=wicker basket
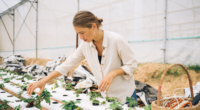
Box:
[151,64,200,110]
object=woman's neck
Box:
[93,29,103,44]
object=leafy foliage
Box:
[25,74,32,80]
[101,101,106,105]
[64,82,73,90]
[0,99,12,110]
[37,89,52,105]
[106,101,124,110]
[51,80,59,90]
[14,105,21,110]
[3,78,10,83]
[60,100,82,110]
[73,88,82,98]
[126,97,137,108]
[0,83,5,89]
[143,104,151,110]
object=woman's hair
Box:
[73,11,103,29]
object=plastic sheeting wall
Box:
[0,0,200,65]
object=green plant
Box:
[0,74,6,77]
[106,97,120,102]
[37,89,52,105]
[126,97,137,108]
[51,80,59,90]
[12,83,20,87]
[73,88,82,98]
[14,105,21,110]
[143,104,151,110]
[87,91,102,105]
[187,64,200,73]
[0,83,5,89]
[106,101,124,110]
[64,82,73,90]
[101,101,106,105]
[3,78,10,83]
[17,91,24,98]
[25,74,32,80]
[20,85,27,91]
[17,76,25,80]
[0,99,12,110]
[60,100,82,110]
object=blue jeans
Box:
[125,91,138,107]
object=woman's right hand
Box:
[27,81,46,96]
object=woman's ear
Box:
[92,23,97,30]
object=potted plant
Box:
[60,100,82,110]
[0,83,5,89]
[87,91,102,106]
[106,101,124,110]
[126,97,137,108]
[3,78,10,83]
[21,96,36,108]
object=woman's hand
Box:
[27,81,46,96]
[98,71,115,92]
[98,68,126,92]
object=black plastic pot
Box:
[92,100,100,106]
[52,91,56,93]
[21,79,25,82]
[63,95,68,96]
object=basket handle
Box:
[157,64,194,106]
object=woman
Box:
[27,11,137,104]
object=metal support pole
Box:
[0,17,13,45]
[36,0,38,59]
[76,0,79,49]
[13,9,15,55]
[163,0,167,64]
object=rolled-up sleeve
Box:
[55,43,85,76]
[117,37,137,80]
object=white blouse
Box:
[55,30,137,103]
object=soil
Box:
[52,91,56,93]
[134,63,200,96]
[26,101,34,108]
[63,95,68,96]
[76,99,82,101]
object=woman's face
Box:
[74,23,97,43]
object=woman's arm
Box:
[27,71,62,95]
[27,42,85,96]
[99,36,137,92]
